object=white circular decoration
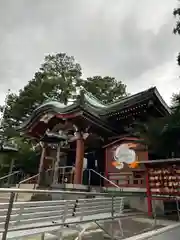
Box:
[114,144,136,165]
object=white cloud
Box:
[0,0,179,107]
[128,56,180,105]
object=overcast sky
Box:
[0,0,179,106]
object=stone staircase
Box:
[0,168,143,204]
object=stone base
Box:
[30,193,52,201]
[30,186,52,201]
[50,184,89,200]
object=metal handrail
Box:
[18,166,73,186]
[0,171,20,181]
[89,169,122,190]
[18,167,123,190]
[1,187,126,239]
[17,167,144,192]
[15,166,73,201]
[0,187,159,240]
[17,173,39,186]
[0,187,111,196]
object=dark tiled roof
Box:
[18,87,170,132]
[101,87,171,115]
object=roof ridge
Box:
[83,88,105,105]
[104,87,156,107]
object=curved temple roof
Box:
[19,87,171,133]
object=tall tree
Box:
[135,115,180,159]
[1,53,128,133]
[83,76,127,104]
[0,52,128,174]
[0,137,40,176]
[9,53,82,124]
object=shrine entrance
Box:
[35,123,107,188]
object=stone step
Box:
[15,183,36,201]
[16,183,36,189]
[0,183,36,202]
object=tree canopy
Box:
[1,53,127,136]
[134,111,180,159]
[4,53,82,127]
[0,52,128,175]
[83,76,127,104]
[134,88,180,159]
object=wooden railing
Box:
[17,168,146,191]
[106,172,146,188]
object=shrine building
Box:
[18,87,170,189]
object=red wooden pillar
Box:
[146,169,152,216]
[104,148,109,187]
[74,137,84,184]
[37,144,46,186]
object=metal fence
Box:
[0,188,122,240]
[0,171,24,187]
[0,188,163,240]
[1,189,180,239]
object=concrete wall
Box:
[127,196,148,212]
[127,196,164,215]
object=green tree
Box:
[1,53,128,132]
[8,53,82,124]
[134,118,168,158]
[11,137,40,174]
[0,137,39,176]
[83,76,127,104]
[135,103,180,159]
[0,52,128,175]
[0,93,19,139]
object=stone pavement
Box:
[139,225,180,240]
[25,216,172,240]
[101,217,162,239]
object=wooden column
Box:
[53,144,61,185]
[7,158,15,186]
[146,170,152,217]
[74,137,84,184]
[37,143,46,187]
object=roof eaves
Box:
[153,87,171,115]
[82,110,118,135]
[18,101,81,131]
[106,87,156,109]
[101,87,170,116]
[102,137,143,148]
